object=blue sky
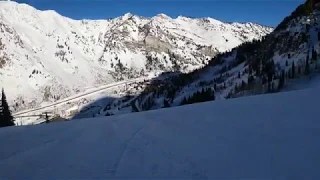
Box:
[14,0,304,27]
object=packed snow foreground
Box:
[0,87,319,179]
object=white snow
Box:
[12,76,151,125]
[0,0,273,114]
[0,87,319,179]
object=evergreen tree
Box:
[130,101,139,112]
[291,61,296,78]
[214,83,217,91]
[241,80,247,90]
[0,88,14,127]
[305,59,310,75]
[181,88,215,105]
[211,89,215,101]
[312,47,317,61]
[181,97,187,105]
[234,84,238,92]
[278,70,285,90]
[306,24,310,32]
[163,99,170,108]
[288,69,292,79]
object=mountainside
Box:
[0,86,319,179]
[0,1,272,113]
[91,0,320,117]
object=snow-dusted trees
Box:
[180,88,215,105]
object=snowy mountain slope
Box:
[13,76,152,126]
[0,86,319,179]
[0,1,272,113]
[93,0,320,117]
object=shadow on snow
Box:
[71,71,183,120]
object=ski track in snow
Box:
[114,124,147,176]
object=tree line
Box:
[181,88,215,105]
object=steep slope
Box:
[0,86,319,179]
[0,1,272,113]
[95,0,320,116]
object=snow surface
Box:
[0,87,319,179]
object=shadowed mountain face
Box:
[71,96,118,119]
[70,71,183,120]
[0,1,272,113]
[78,0,320,118]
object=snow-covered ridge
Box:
[0,0,273,113]
[103,1,320,119]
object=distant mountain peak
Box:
[155,13,171,19]
[122,12,135,19]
